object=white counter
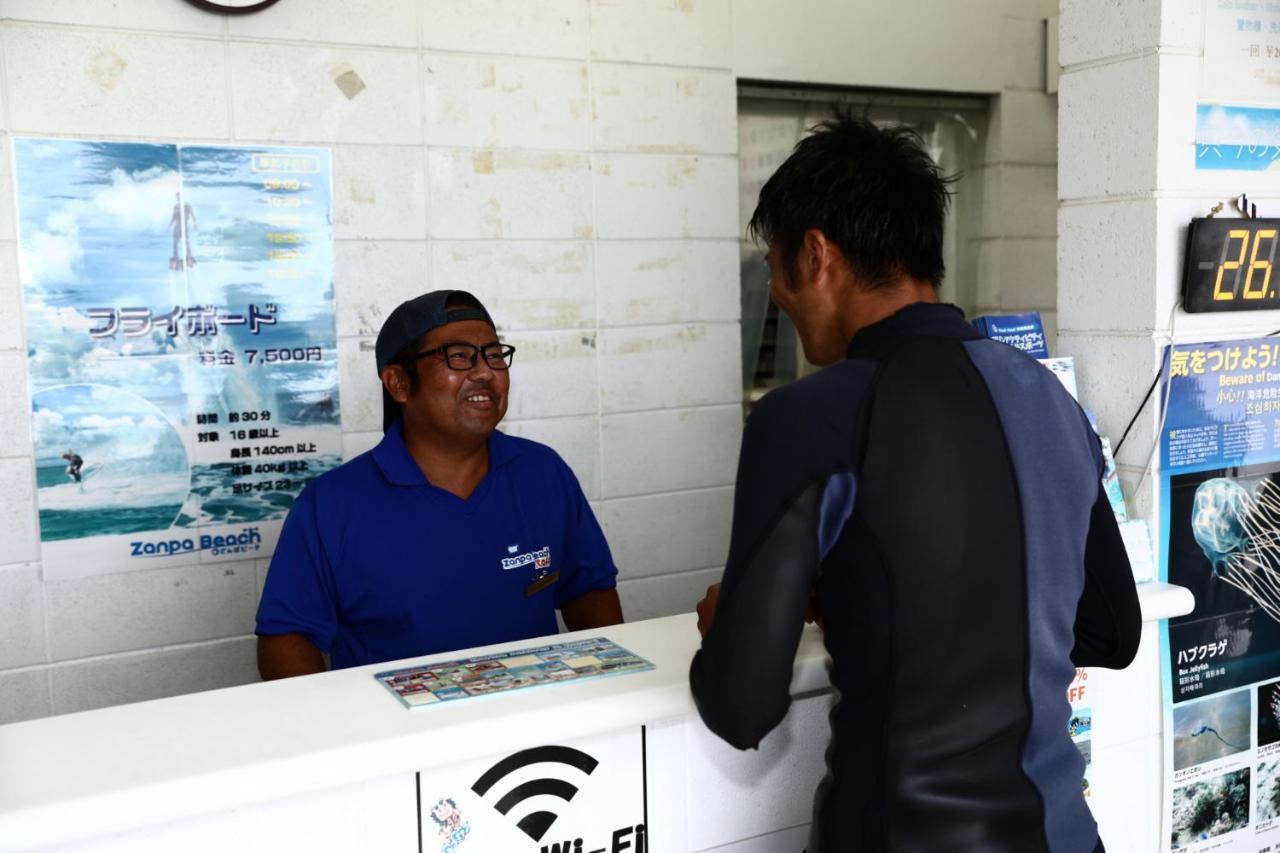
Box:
[0,583,1191,853]
[1135,581,1194,623]
[0,614,828,852]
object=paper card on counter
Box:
[373,637,654,709]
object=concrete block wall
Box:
[1057,6,1171,849]
[972,11,1062,350]
[0,0,741,724]
[0,0,1058,725]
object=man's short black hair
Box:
[748,112,955,289]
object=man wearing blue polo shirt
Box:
[255,290,623,678]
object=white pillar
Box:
[1060,2,1280,848]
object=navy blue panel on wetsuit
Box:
[689,302,1141,853]
[964,338,1102,852]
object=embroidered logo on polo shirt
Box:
[501,546,551,571]
[502,546,558,596]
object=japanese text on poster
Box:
[1196,2,1280,169]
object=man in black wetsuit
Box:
[688,115,1142,852]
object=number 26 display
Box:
[1184,218,1280,313]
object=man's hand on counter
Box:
[695,583,721,636]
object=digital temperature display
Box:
[1183,217,1280,313]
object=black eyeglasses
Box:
[411,342,516,371]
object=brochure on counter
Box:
[374,637,654,709]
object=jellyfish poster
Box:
[1159,338,1280,848]
[12,139,341,580]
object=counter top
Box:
[0,580,1190,851]
[1136,581,1195,621]
[0,614,828,851]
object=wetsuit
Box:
[689,303,1141,852]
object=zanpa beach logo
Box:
[502,545,551,571]
[129,527,262,558]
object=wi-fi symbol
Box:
[471,745,599,842]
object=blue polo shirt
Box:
[255,423,617,669]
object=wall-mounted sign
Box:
[1182,217,1280,312]
[12,138,341,580]
[1201,1,1280,107]
[1195,3,1280,168]
[1159,336,1280,849]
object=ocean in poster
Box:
[35,454,341,541]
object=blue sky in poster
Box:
[13,138,340,431]
[1196,104,1280,171]
[16,140,183,397]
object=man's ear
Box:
[801,228,844,290]
[380,364,411,404]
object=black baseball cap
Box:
[375,290,496,431]
[374,290,494,373]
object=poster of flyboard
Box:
[1159,338,1280,849]
[12,139,341,579]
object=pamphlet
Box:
[1085,410,1128,523]
[1098,435,1127,522]
[1038,356,1078,400]
[1119,518,1156,584]
[973,311,1049,358]
[374,637,654,709]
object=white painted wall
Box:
[0,0,1057,724]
